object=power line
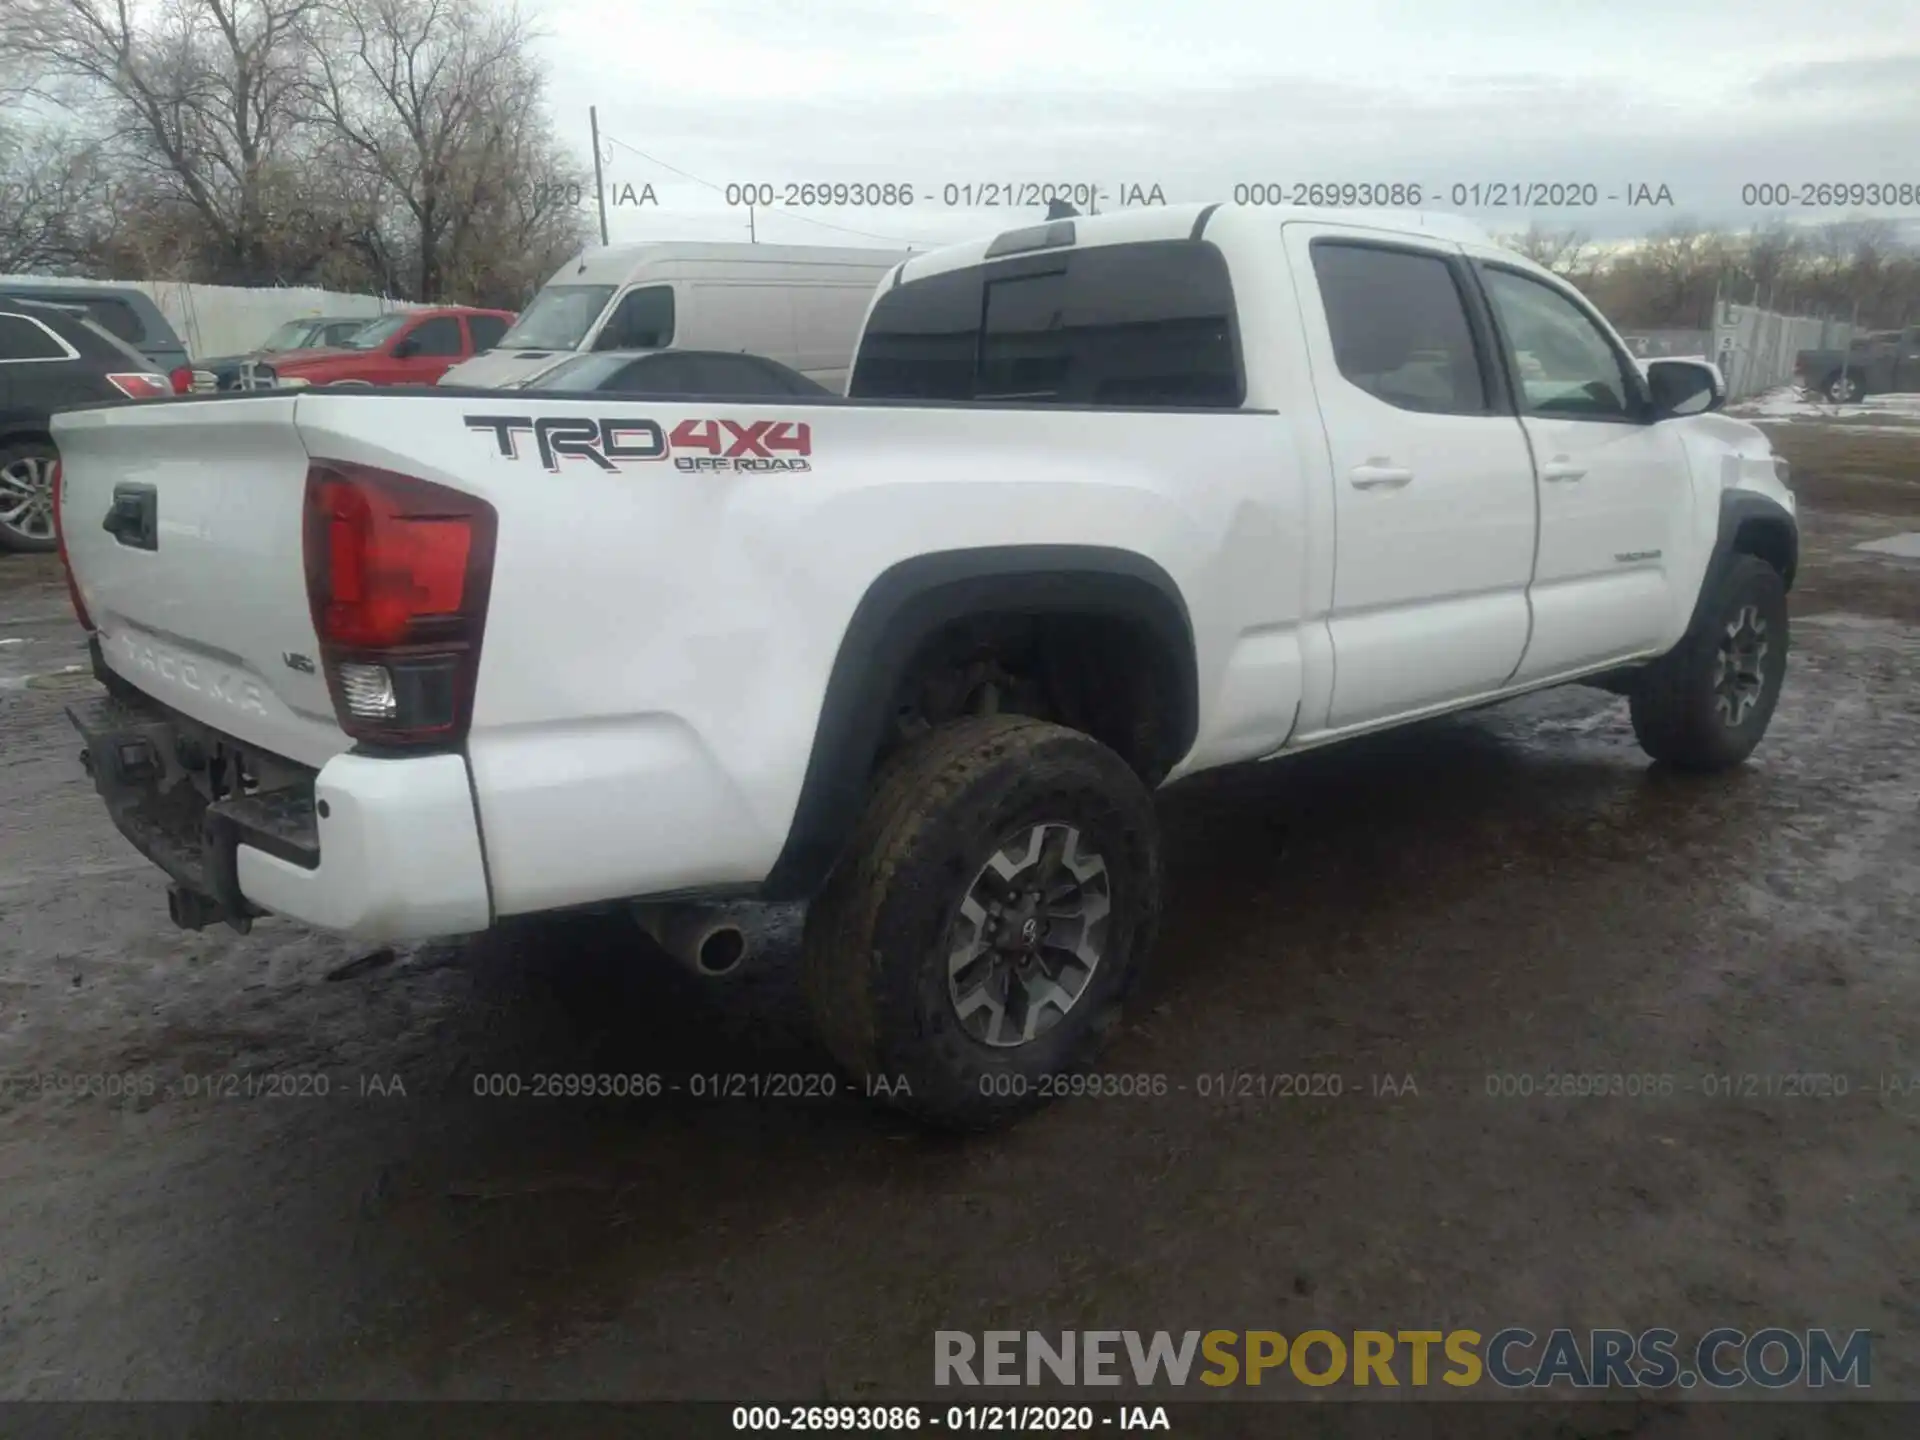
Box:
[597,132,921,247]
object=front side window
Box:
[1481,267,1637,420]
[1310,241,1489,416]
[344,314,410,349]
[850,240,1242,407]
[403,316,463,357]
[468,314,509,351]
[594,286,675,350]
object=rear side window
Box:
[851,240,1242,407]
[0,314,70,361]
[1310,242,1489,416]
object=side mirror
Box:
[391,335,420,359]
[1646,358,1724,418]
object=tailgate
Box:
[53,396,349,769]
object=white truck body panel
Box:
[53,202,1795,944]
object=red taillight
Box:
[50,460,95,632]
[106,372,171,398]
[302,461,496,747]
[169,366,194,395]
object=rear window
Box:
[0,313,71,361]
[850,240,1242,407]
[81,298,147,345]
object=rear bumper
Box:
[68,688,491,943]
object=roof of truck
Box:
[556,241,914,286]
[895,202,1506,286]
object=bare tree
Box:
[2,0,331,282]
[298,0,584,301]
[1502,222,1598,281]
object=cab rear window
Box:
[850,240,1243,408]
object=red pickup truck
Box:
[247,306,516,389]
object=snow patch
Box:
[1855,533,1920,559]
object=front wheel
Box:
[802,715,1163,1131]
[1629,554,1789,771]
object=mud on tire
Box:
[1629,553,1789,772]
[802,715,1162,1132]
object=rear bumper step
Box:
[68,691,320,933]
[66,683,494,943]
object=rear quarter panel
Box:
[290,392,1313,915]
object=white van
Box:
[438,241,911,391]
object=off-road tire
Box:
[1629,553,1789,771]
[802,714,1162,1132]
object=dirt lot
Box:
[1,416,1917,1412]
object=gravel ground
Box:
[0,416,1916,1410]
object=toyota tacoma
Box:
[50,203,1798,1129]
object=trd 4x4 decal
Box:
[466,415,813,473]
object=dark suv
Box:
[0,284,191,387]
[0,301,174,553]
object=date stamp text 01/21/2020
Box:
[536,179,1689,211]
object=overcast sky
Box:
[536,0,1920,251]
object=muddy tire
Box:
[802,714,1162,1132]
[0,438,60,553]
[1629,554,1789,772]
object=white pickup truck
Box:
[51,203,1797,1129]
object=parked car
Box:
[0,283,192,391]
[0,301,173,551]
[193,316,375,392]
[522,348,836,397]
[51,202,1798,1129]
[438,242,908,392]
[1794,325,1920,403]
[248,307,516,389]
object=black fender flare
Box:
[758,545,1198,901]
[1684,489,1798,635]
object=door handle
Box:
[1539,458,1587,483]
[102,483,158,550]
[1349,463,1414,490]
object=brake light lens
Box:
[302,461,496,747]
[106,372,171,398]
[169,366,193,395]
[50,460,95,631]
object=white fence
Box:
[0,274,425,360]
[1709,304,1852,401]
[1622,306,1853,401]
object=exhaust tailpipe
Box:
[633,903,752,977]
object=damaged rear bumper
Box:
[67,681,492,942]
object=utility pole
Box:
[749,204,756,243]
[588,106,610,247]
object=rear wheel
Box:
[1825,370,1866,404]
[802,714,1162,1131]
[0,439,59,553]
[1629,554,1788,771]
